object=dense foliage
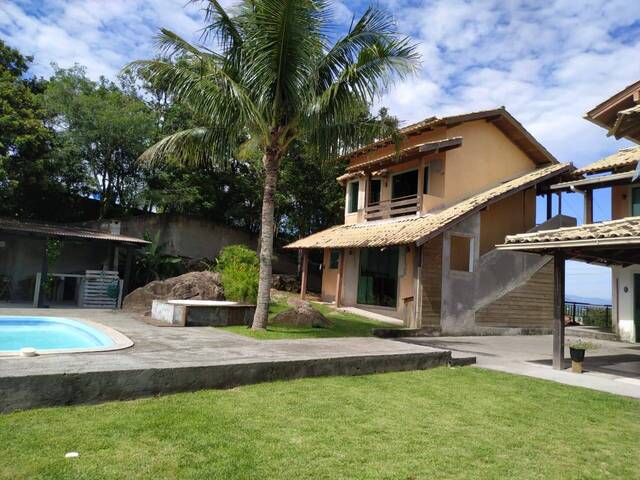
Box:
[215,244,260,303]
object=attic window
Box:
[450,235,473,272]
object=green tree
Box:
[0,40,85,220]
[44,66,157,218]
[129,0,419,329]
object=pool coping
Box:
[0,316,134,357]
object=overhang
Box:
[0,218,149,246]
[497,217,640,266]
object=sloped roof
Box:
[609,104,640,140]
[497,217,640,261]
[573,146,640,175]
[585,79,640,143]
[342,107,558,166]
[286,163,572,250]
[0,218,149,245]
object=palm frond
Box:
[140,127,235,167]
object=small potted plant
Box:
[567,341,598,373]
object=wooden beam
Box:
[553,252,565,370]
[546,193,552,220]
[584,189,593,224]
[557,192,562,215]
[335,249,345,307]
[300,250,309,300]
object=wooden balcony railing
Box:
[365,194,419,221]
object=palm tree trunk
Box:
[251,155,279,330]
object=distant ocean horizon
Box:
[566,294,611,305]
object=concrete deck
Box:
[399,335,640,399]
[0,308,453,412]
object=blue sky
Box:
[3,0,640,302]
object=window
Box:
[329,249,340,269]
[369,179,381,205]
[450,235,472,272]
[423,166,430,194]
[347,181,359,213]
[391,169,418,199]
[357,247,399,308]
[632,187,640,217]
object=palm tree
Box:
[128,0,419,330]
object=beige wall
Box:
[612,185,630,220]
[343,120,539,223]
[479,188,536,255]
[321,248,338,302]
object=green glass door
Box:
[634,275,640,342]
[357,247,399,308]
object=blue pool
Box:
[0,316,115,352]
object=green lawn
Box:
[2,368,639,479]
[221,299,390,339]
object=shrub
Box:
[215,245,259,304]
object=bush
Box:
[215,245,259,303]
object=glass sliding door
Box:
[357,247,399,308]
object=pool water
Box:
[0,316,115,352]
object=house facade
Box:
[288,108,573,335]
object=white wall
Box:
[612,265,638,342]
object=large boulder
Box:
[271,274,300,293]
[123,271,224,314]
[271,298,332,328]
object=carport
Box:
[497,217,640,369]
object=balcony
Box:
[365,194,420,221]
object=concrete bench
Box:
[151,300,256,327]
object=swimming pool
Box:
[0,316,133,355]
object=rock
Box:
[271,274,300,293]
[123,271,224,314]
[271,300,332,328]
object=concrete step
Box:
[566,326,618,342]
[372,326,442,338]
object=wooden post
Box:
[300,249,309,300]
[37,237,48,308]
[546,193,552,220]
[123,245,134,297]
[335,249,345,307]
[553,252,566,370]
[584,189,593,224]
[557,192,562,215]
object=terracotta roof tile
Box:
[286,163,572,250]
[574,146,640,175]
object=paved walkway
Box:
[399,334,640,399]
[0,308,452,411]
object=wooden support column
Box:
[584,189,594,224]
[37,237,48,308]
[300,249,309,300]
[546,193,552,220]
[335,249,345,307]
[557,192,562,215]
[122,245,134,297]
[553,252,566,370]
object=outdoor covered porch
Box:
[0,218,148,308]
[497,217,640,369]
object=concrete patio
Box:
[399,334,640,399]
[0,308,458,412]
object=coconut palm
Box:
[128,0,419,329]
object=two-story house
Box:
[287,107,573,335]
[499,81,640,345]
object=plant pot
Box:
[569,347,586,362]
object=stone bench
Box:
[151,300,256,327]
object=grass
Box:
[2,368,639,479]
[221,299,390,339]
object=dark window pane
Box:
[329,249,340,269]
[369,179,381,205]
[348,182,359,213]
[357,247,398,307]
[391,169,418,199]
[633,188,640,217]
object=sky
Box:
[2,0,640,302]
